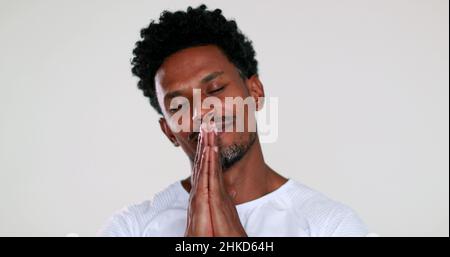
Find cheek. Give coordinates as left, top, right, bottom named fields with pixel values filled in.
left=178, top=139, right=197, bottom=162
left=177, top=132, right=196, bottom=150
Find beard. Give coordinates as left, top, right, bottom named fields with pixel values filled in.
left=218, top=132, right=257, bottom=171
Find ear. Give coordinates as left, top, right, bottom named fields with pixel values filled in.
left=159, top=117, right=180, bottom=147
left=245, top=74, right=265, bottom=111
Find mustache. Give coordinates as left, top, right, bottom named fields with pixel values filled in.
left=188, top=116, right=235, bottom=142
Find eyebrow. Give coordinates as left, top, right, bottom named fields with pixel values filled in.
left=200, top=71, right=224, bottom=84
left=164, top=71, right=224, bottom=100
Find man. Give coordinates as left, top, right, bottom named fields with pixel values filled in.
left=99, top=4, right=368, bottom=237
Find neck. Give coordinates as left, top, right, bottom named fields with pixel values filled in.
left=183, top=135, right=287, bottom=205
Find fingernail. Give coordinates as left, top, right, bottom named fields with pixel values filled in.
left=213, top=146, right=218, bottom=152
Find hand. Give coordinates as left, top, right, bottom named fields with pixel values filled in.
left=185, top=122, right=247, bottom=237
left=184, top=126, right=213, bottom=237
left=207, top=127, right=247, bottom=237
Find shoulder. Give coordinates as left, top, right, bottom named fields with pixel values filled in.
left=97, top=181, right=186, bottom=237
left=282, top=180, right=369, bottom=236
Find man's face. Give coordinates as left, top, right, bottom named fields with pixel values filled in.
left=154, top=45, right=262, bottom=170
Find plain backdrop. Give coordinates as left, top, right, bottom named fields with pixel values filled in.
left=0, top=0, right=448, bottom=236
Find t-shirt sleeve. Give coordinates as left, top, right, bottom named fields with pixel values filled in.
left=97, top=205, right=142, bottom=237
left=97, top=213, right=133, bottom=237
left=97, top=184, right=183, bottom=237
left=325, top=206, right=369, bottom=237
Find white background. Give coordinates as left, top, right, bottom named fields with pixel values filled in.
left=0, top=0, right=448, bottom=236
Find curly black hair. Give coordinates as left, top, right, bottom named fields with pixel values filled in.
left=131, top=4, right=258, bottom=115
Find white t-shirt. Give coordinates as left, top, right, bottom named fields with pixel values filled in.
left=98, top=179, right=369, bottom=237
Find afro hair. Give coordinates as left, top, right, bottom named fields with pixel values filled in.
left=131, top=4, right=258, bottom=114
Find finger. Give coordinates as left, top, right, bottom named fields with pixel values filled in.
left=197, top=146, right=210, bottom=193
left=211, top=129, right=226, bottom=193
left=208, top=132, right=222, bottom=196
left=193, top=125, right=208, bottom=187
left=193, top=124, right=209, bottom=187
left=194, top=131, right=203, bottom=163
left=192, top=138, right=201, bottom=187
left=201, top=123, right=209, bottom=147
left=194, top=143, right=208, bottom=191
left=208, top=122, right=216, bottom=147
left=208, top=124, right=225, bottom=188
left=199, top=126, right=209, bottom=185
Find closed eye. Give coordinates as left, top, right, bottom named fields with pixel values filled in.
left=207, top=84, right=227, bottom=95
left=169, top=102, right=187, bottom=113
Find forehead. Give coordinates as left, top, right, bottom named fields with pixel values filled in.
left=154, top=45, right=234, bottom=97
